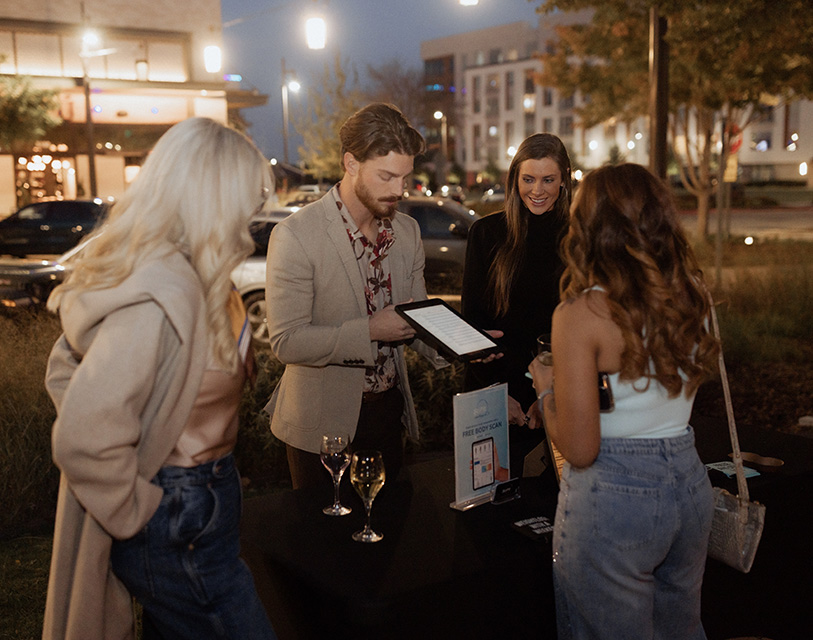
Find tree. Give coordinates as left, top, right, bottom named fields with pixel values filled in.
left=293, top=53, right=366, bottom=182
left=365, top=59, right=426, bottom=132
left=535, top=0, right=813, bottom=238
left=0, top=73, right=62, bottom=155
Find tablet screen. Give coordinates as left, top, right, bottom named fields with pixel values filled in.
left=396, top=299, right=499, bottom=360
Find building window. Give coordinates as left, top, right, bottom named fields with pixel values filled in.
left=525, top=111, right=536, bottom=137
left=524, top=69, right=535, bottom=94
left=473, top=124, right=482, bottom=162
left=751, top=132, right=771, bottom=152
left=486, top=96, right=499, bottom=117
left=505, top=71, right=514, bottom=111
left=505, top=120, right=515, bottom=154
left=473, top=76, right=482, bottom=114
left=15, top=32, right=61, bottom=76
left=543, top=118, right=553, bottom=133
left=559, top=116, right=574, bottom=136
left=543, top=88, right=553, bottom=107
left=489, top=48, right=502, bottom=64
left=559, top=95, right=575, bottom=110
left=424, top=59, right=445, bottom=76
left=0, top=25, right=188, bottom=82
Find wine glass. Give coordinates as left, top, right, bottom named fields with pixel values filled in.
left=350, top=450, right=386, bottom=543
left=536, top=333, right=553, bottom=366
left=320, top=433, right=352, bottom=516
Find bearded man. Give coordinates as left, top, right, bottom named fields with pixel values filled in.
left=264, top=103, right=447, bottom=489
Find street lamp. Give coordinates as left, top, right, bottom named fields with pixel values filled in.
left=305, top=16, right=327, bottom=50
left=281, top=57, right=301, bottom=167
left=434, top=110, right=448, bottom=160
left=79, top=28, right=115, bottom=199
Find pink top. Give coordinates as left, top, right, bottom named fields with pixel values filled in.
left=164, top=289, right=251, bottom=467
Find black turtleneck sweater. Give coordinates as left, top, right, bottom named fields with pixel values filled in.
left=461, top=208, right=566, bottom=409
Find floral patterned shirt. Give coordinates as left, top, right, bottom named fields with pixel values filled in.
left=331, top=186, right=398, bottom=393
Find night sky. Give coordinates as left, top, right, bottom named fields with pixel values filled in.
left=220, top=0, right=541, bottom=162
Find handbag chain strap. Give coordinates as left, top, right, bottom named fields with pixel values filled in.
left=708, top=296, right=750, bottom=503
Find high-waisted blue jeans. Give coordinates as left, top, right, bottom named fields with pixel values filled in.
left=111, top=453, right=276, bottom=640
left=552, top=428, right=714, bottom=640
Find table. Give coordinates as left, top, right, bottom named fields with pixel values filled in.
left=241, top=457, right=561, bottom=639
left=241, top=417, right=813, bottom=640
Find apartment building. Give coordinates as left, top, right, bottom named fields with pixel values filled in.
left=421, top=12, right=812, bottom=188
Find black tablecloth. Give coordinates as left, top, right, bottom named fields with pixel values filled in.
left=241, top=417, right=813, bottom=640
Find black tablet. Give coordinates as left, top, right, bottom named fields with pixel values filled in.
left=395, top=298, right=501, bottom=362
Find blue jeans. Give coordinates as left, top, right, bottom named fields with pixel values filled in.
left=552, top=428, right=713, bottom=640
left=111, top=453, right=276, bottom=640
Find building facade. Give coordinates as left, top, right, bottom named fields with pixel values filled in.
left=0, top=0, right=264, bottom=215
left=421, top=12, right=813, bottom=189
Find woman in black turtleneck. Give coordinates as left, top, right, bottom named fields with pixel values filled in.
left=461, top=133, right=572, bottom=477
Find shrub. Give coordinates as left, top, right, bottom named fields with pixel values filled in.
left=714, top=266, right=813, bottom=367
left=0, top=309, right=62, bottom=539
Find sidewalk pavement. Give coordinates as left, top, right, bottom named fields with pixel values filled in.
left=679, top=206, right=813, bottom=241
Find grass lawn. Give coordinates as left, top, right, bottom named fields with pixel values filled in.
left=0, top=536, right=51, bottom=640
left=1, top=236, right=810, bottom=637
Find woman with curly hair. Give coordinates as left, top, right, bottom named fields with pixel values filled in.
left=44, top=117, right=277, bottom=639
left=462, top=133, right=571, bottom=475
left=529, top=163, right=719, bottom=639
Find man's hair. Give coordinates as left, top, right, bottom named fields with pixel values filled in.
left=339, top=103, right=425, bottom=170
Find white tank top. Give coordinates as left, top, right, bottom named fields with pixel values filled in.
left=600, top=371, right=694, bottom=439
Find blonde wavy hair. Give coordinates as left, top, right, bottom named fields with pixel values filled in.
left=560, top=163, right=719, bottom=397
left=48, top=117, right=273, bottom=371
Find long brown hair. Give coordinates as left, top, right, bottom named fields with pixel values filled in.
left=560, top=163, right=719, bottom=396
left=490, top=133, right=571, bottom=317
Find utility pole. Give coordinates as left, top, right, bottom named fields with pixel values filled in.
left=648, top=6, right=669, bottom=180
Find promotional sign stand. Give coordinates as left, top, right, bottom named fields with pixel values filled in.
left=450, top=384, right=513, bottom=511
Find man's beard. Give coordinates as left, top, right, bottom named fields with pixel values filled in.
left=355, top=179, right=399, bottom=220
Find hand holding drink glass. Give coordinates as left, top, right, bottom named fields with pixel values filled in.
left=536, top=333, right=553, bottom=366
left=350, top=450, right=386, bottom=543
left=530, top=333, right=555, bottom=407
left=320, top=433, right=352, bottom=516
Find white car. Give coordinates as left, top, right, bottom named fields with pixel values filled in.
left=232, top=207, right=296, bottom=344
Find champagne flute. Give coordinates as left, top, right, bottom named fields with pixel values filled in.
left=320, top=433, right=352, bottom=516
left=350, top=450, right=386, bottom=543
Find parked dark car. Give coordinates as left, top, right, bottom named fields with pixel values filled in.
left=230, top=197, right=475, bottom=344
left=0, top=199, right=107, bottom=257
left=0, top=239, right=89, bottom=308
left=397, top=196, right=474, bottom=276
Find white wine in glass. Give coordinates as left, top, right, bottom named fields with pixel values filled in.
left=320, top=434, right=351, bottom=516
left=350, top=450, right=386, bottom=543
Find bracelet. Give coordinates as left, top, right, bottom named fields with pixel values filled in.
left=537, top=387, right=554, bottom=409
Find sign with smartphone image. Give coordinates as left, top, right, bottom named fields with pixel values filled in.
left=472, top=437, right=495, bottom=490
left=451, top=384, right=510, bottom=510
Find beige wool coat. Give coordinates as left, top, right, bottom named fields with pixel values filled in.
left=42, top=247, right=208, bottom=640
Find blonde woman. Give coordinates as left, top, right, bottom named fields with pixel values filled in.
left=529, top=163, right=719, bottom=639
left=44, top=117, right=277, bottom=639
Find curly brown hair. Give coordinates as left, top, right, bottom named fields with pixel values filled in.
left=560, top=163, right=719, bottom=397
